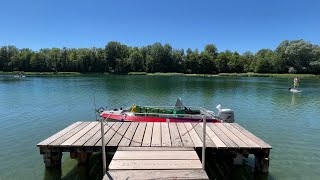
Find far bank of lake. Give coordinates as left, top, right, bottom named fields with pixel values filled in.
left=1, top=71, right=320, bottom=78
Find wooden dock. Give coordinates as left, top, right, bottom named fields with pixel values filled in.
left=37, top=121, right=272, bottom=178
left=104, top=147, right=209, bottom=179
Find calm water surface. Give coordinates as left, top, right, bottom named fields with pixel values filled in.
left=0, top=75, right=319, bottom=180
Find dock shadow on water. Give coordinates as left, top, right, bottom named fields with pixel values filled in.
left=43, top=152, right=114, bottom=180
left=44, top=150, right=275, bottom=180
left=196, top=150, right=275, bottom=180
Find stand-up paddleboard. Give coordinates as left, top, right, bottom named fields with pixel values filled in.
left=289, top=88, right=302, bottom=93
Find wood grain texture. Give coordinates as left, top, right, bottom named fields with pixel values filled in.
left=151, top=122, right=161, bottom=146
left=60, top=122, right=98, bottom=147
left=215, top=123, right=249, bottom=148
left=161, top=123, right=171, bottom=146
left=95, top=122, right=123, bottom=146
left=184, top=123, right=202, bottom=147
left=224, top=123, right=260, bottom=148
left=130, top=122, right=147, bottom=146
left=72, top=122, right=101, bottom=146
left=199, top=123, right=227, bottom=148
left=109, top=160, right=202, bottom=170
left=113, top=151, right=199, bottom=160
left=37, top=122, right=82, bottom=146
left=169, top=123, right=183, bottom=147
left=104, top=170, right=209, bottom=180
left=141, top=122, right=153, bottom=146
left=191, top=123, right=216, bottom=147
left=118, top=122, right=139, bottom=146
left=49, top=122, right=91, bottom=146
left=107, top=122, right=131, bottom=146
left=117, top=147, right=194, bottom=151
left=176, top=123, right=194, bottom=147
left=83, top=122, right=114, bottom=146
left=207, top=123, right=238, bottom=148
left=231, top=123, right=272, bottom=149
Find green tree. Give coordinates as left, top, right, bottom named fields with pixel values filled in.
left=254, top=49, right=273, bottom=73
left=228, top=52, right=243, bottom=73
left=128, top=49, right=144, bottom=72
left=242, top=51, right=255, bottom=72
left=30, top=52, right=47, bottom=71
left=105, top=41, right=129, bottom=72
left=185, top=48, right=200, bottom=73
left=215, top=50, right=232, bottom=73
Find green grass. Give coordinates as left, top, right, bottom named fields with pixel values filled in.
left=127, top=72, right=147, bottom=75
left=2, top=71, right=319, bottom=78
left=0, top=71, right=81, bottom=75
left=130, top=72, right=319, bottom=78
left=148, top=72, right=184, bottom=76
left=218, top=72, right=319, bottom=78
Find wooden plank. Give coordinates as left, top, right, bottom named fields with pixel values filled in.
left=60, top=122, right=98, bottom=147
left=109, top=160, right=202, bottom=170
left=131, top=122, right=147, bottom=146
left=215, top=123, right=249, bottom=148
left=83, top=122, right=114, bottom=146
left=169, top=123, right=183, bottom=147
left=104, top=170, right=209, bottom=180
left=161, top=123, right=171, bottom=146
left=184, top=123, right=202, bottom=147
left=107, top=122, right=131, bottom=146
left=231, top=123, right=272, bottom=149
left=191, top=123, right=216, bottom=147
left=199, top=123, right=227, bottom=149
left=141, top=122, right=153, bottom=147
left=151, top=122, right=161, bottom=146
left=224, top=123, right=260, bottom=148
left=96, top=122, right=123, bottom=146
left=113, top=151, right=199, bottom=160
left=207, top=123, right=238, bottom=148
left=117, top=147, right=194, bottom=151
left=49, top=122, right=91, bottom=146
left=73, top=122, right=101, bottom=146
left=118, top=122, right=139, bottom=146
left=176, top=123, right=194, bottom=147
left=37, top=122, right=83, bottom=146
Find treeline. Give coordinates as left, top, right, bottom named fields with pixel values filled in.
left=0, top=39, right=320, bottom=74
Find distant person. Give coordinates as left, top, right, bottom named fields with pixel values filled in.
left=293, top=77, right=299, bottom=89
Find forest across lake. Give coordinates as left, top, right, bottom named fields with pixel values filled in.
left=1, top=39, right=320, bottom=75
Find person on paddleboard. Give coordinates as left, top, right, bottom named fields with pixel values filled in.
left=293, top=77, right=299, bottom=89
left=288, top=77, right=299, bottom=91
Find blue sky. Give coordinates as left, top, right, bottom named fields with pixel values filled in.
left=1, top=0, right=319, bottom=53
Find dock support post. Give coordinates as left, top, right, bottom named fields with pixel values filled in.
left=42, top=151, right=62, bottom=168
left=101, top=118, right=107, bottom=175
left=254, top=149, right=270, bottom=174
left=202, top=115, right=206, bottom=170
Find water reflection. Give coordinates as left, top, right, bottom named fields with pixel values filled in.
left=291, top=93, right=297, bottom=105
left=43, top=167, right=61, bottom=180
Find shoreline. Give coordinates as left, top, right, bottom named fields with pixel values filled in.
left=1, top=71, right=319, bottom=78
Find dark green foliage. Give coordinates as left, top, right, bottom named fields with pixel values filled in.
left=0, top=39, right=319, bottom=74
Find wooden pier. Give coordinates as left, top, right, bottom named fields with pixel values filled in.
left=104, top=147, right=209, bottom=179
left=37, top=121, right=272, bottom=179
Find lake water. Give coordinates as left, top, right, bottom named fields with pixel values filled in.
left=0, top=74, right=320, bottom=180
